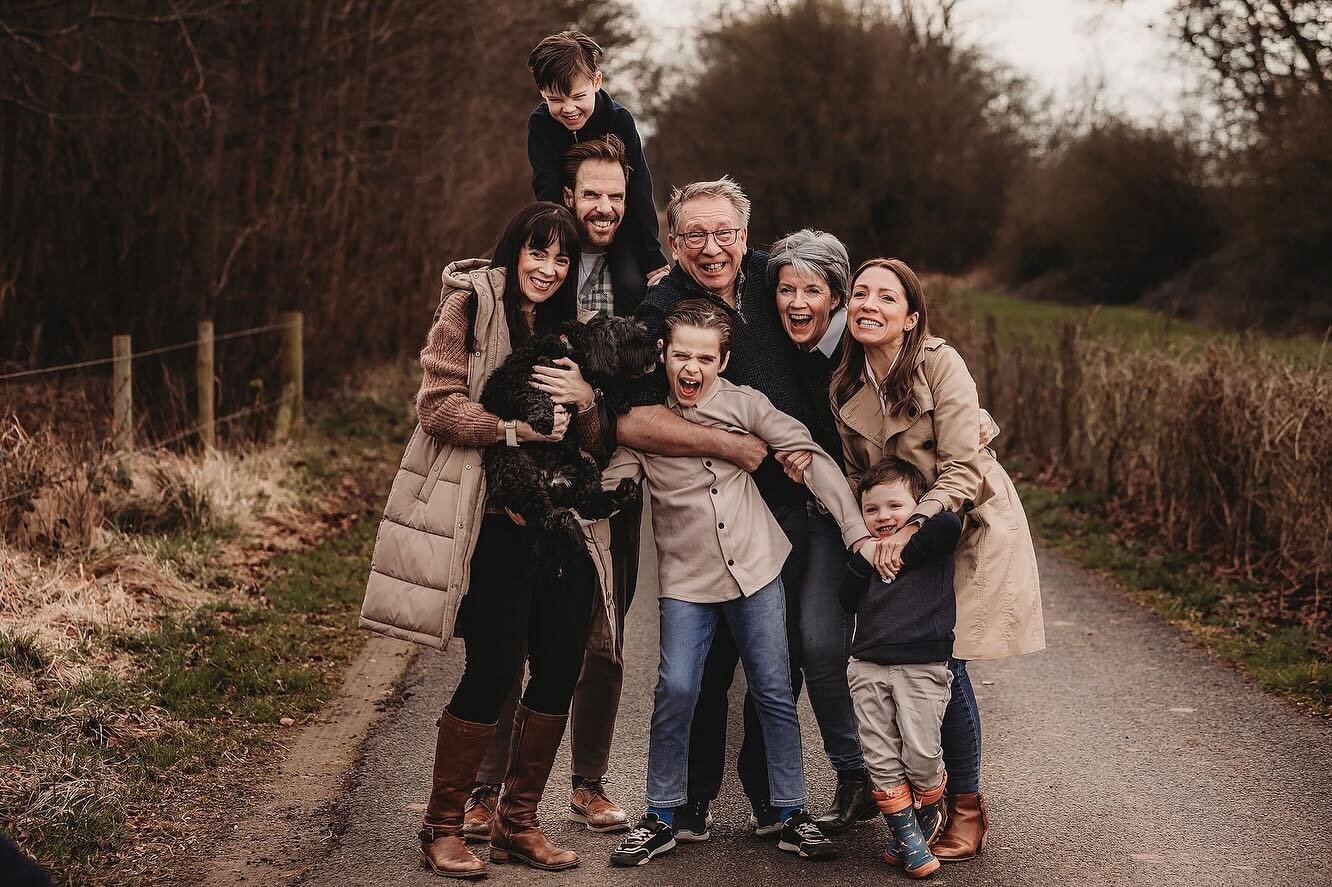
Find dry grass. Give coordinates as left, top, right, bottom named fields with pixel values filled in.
left=933, top=281, right=1332, bottom=632
left=0, top=364, right=415, bottom=883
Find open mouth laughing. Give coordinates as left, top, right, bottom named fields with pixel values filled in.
left=786, top=311, right=814, bottom=334
left=675, top=376, right=702, bottom=399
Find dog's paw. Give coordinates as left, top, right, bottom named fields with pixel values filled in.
left=546, top=507, right=580, bottom=534
left=614, top=477, right=641, bottom=504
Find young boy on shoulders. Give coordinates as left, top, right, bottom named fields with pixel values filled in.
left=840, top=457, right=963, bottom=879
left=602, top=300, right=876, bottom=867
left=527, top=30, right=669, bottom=291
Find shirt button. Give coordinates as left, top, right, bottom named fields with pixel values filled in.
left=718, top=522, right=725, bottom=529
left=464, top=464, right=471, bottom=470
left=727, top=559, right=735, bottom=566
left=711, top=488, right=718, bottom=495
left=705, top=460, right=712, bottom=467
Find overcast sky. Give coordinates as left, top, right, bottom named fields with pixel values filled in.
left=630, top=0, right=1199, bottom=122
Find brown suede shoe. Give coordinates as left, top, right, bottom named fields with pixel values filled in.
left=419, top=711, right=496, bottom=879
left=462, top=783, right=498, bottom=843
left=933, top=792, right=989, bottom=862
left=568, top=777, right=630, bottom=832
left=489, top=705, right=579, bottom=871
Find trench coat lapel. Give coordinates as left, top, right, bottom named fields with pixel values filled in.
left=839, top=383, right=885, bottom=448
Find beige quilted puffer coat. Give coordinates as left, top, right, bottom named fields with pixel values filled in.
left=359, top=260, right=617, bottom=659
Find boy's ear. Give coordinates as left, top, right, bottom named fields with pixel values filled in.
left=593, top=71, right=604, bottom=90
left=657, top=338, right=665, bottom=361
left=562, top=186, right=575, bottom=210
left=718, top=350, right=731, bottom=373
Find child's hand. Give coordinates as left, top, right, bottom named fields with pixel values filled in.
left=880, top=522, right=921, bottom=573
left=774, top=449, right=814, bottom=483
left=855, top=539, right=896, bottom=582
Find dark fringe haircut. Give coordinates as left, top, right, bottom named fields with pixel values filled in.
left=857, top=455, right=928, bottom=503
left=529, top=30, right=603, bottom=93
left=489, top=202, right=581, bottom=350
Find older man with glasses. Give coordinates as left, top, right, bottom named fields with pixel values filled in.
left=615, top=177, right=845, bottom=851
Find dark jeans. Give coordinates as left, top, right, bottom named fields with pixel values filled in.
left=940, top=657, right=982, bottom=795
left=475, top=499, right=642, bottom=783
left=686, top=501, right=810, bottom=804
left=447, top=514, right=598, bottom=724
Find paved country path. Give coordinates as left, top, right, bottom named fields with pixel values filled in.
left=297, top=510, right=1332, bottom=887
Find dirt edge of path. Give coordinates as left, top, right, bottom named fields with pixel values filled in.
left=196, top=634, right=419, bottom=886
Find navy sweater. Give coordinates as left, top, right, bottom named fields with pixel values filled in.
left=527, top=89, right=668, bottom=276
left=840, top=512, right=962, bottom=665
left=628, top=250, right=815, bottom=508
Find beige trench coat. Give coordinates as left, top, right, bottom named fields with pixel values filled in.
left=359, top=260, right=618, bottom=660
left=835, top=336, right=1045, bottom=660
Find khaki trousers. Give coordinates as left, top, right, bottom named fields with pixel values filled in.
left=847, top=658, right=952, bottom=791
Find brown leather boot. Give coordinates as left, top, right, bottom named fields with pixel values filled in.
left=419, top=710, right=496, bottom=879
left=462, top=783, right=499, bottom=843
left=932, top=792, right=989, bottom=862
left=489, top=705, right=579, bottom=871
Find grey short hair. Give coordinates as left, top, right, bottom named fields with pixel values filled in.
left=665, top=176, right=751, bottom=233
left=767, top=228, right=851, bottom=307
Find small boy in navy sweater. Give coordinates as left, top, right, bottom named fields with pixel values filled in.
left=527, top=31, right=669, bottom=298
left=840, top=457, right=962, bottom=879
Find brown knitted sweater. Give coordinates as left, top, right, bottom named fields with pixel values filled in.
left=416, top=287, right=602, bottom=453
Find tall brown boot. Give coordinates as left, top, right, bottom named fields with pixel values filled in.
left=489, top=704, right=579, bottom=871
left=419, top=710, right=496, bottom=879
left=932, top=792, right=989, bottom=862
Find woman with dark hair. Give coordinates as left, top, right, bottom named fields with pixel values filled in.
left=361, top=202, right=614, bottom=878
left=830, top=257, right=1045, bottom=863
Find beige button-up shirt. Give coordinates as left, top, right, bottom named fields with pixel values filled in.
left=603, top=378, right=870, bottom=604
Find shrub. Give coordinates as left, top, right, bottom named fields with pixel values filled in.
left=994, top=120, right=1220, bottom=303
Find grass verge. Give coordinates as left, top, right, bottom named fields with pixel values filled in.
left=1020, top=482, right=1332, bottom=714
left=0, top=365, right=413, bottom=885
left=938, top=285, right=1329, bottom=367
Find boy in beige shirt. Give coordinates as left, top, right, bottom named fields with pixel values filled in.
left=605, top=300, right=877, bottom=867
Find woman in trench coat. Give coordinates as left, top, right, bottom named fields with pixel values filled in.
left=830, top=257, right=1045, bottom=861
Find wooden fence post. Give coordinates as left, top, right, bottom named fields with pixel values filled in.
left=112, top=334, right=132, bottom=454
left=197, top=320, right=215, bottom=452
left=277, top=311, right=304, bottom=442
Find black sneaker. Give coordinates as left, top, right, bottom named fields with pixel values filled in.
left=777, top=810, right=837, bottom=859
left=673, top=799, right=712, bottom=843
left=748, top=798, right=783, bottom=836
left=609, top=813, right=677, bottom=867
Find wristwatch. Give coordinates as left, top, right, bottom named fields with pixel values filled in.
left=504, top=420, right=518, bottom=447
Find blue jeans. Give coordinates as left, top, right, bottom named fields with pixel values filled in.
left=647, top=578, right=806, bottom=809
left=940, top=658, right=982, bottom=795
left=800, top=506, right=865, bottom=772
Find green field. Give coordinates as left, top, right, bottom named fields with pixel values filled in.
left=935, top=286, right=1330, bottom=367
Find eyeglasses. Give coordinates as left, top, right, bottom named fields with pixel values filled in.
left=672, top=228, right=742, bottom=249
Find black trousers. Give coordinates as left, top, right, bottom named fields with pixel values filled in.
left=447, top=514, right=598, bottom=724
left=685, top=502, right=811, bottom=803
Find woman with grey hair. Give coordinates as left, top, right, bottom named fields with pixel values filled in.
left=766, top=228, right=880, bottom=833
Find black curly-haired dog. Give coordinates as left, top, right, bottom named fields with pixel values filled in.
left=480, top=314, right=657, bottom=549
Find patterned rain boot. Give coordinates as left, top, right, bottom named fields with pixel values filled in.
left=873, top=784, right=940, bottom=879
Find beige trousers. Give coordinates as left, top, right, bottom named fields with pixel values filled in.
left=847, top=658, right=952, bottom=791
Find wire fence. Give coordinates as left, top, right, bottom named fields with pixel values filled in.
left=0, top=315, right=304, bottom=508
left=0, top=320, right=297, bottom=383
